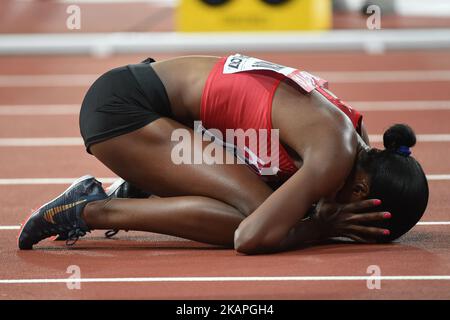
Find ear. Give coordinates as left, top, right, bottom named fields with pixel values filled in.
left=351, top=174, right=370, bottom=201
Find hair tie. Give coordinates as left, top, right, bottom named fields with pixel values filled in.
left=396, top=145, right=411, bottom=156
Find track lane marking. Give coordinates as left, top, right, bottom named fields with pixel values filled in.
left=0, top=105, right=79, bottom=115
left=352, top=100, right=450, bottom=111
left=0, top=137, right=83, bottom=146
left=0, top=178, right=118, bottom=185
left=0, top=75, right=97, bottom=87
left=1, top=101, right=450, bottom=115
left=2, top=70, right=450, bottom=87
left=2, top=134, right=450, bottom=147
left=417, top=221, right=450, bottom=225
left=1, top=275, right=450, bottom=284
left=318, top=70, right=450, bottom=82
left=369, top=134, right=450, bottom=142
left=427, top=175, right=450, bottom=180
left=0, top=175, right=449, bottom=185
left=2, top=221, right=450, bottom=230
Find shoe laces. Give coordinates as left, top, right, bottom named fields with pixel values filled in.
left=104, top=229, right=130, bottom=238
left=105, top=229, right=119, bottom=238
left=66, top=228, right=87, bottom=246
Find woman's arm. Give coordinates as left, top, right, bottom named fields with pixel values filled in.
left=271, top=217, right=324, bottom=251
left=273, top=199, right=389, bottom=252
left=234, top=132, right=357, bottom=254
left=236, top=198, right=390, bottom=254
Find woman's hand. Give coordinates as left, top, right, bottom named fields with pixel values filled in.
left=311, top=198, right=391, bottom=243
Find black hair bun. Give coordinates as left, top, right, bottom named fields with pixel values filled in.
left=383, top=124, right=417, bottom=150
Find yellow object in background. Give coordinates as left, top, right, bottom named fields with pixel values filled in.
left=177, top=0, right=331, bottom=32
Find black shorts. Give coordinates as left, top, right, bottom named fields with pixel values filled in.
left=79, top=58, right=172, bottom=154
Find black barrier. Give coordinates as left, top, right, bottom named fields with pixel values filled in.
left=201, top=0, right=230, bottom=6
left=262, top=0, right=291, bottom=5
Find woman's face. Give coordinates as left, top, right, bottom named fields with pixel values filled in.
left=335, top=166, right=371, bottom=204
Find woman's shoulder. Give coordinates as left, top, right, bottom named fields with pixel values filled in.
left=273, top=86, right=358, bottom=157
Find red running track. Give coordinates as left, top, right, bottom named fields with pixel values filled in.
left=0, top=50, right=450, bottom=299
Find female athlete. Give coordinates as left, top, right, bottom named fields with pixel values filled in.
left=18, top=54, right=429, bottom=254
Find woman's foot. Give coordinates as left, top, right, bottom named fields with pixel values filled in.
left=18, top=175, right=107, bottom=250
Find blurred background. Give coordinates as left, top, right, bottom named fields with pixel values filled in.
left=1, top=0, right=450, bottom=54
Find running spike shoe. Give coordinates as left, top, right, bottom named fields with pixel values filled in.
left=18, top=175, right=107, bottom=250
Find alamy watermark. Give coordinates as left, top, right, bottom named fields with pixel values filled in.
left=66, top=5, right=81, bottom=30
left=170, top=121, right=280, bottom=176
left=366, top=5, right=381, bottom=30
left=66, top=265, right=81, bottom=290
left=366, top=264, right=382, bottom=289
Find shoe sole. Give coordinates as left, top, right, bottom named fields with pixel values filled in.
left=17, top=175, right=95, bottom=250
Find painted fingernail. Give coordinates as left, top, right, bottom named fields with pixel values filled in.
left=383, top=212, right=392, bottom=219
left=383, top=229, right=390, bottom=236
left=373, top=199, right=382, bottom=206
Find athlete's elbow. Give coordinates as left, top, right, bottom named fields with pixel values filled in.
left=234, top=229, right=258, bottom=254
left=234, top=228, right=280, bottom=255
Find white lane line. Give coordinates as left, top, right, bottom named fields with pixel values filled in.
left=2, top=70, right=450, bottom=87
left=316, top=70, right=450, bottom=83
left=417, top=221, right=450, bottom=225
left=1, top=275, right=450, bottom=284
left=0, top=175, right=449, bottom=186
left=0, top=226, right=20, bottom=230
left=0, top=137, right=83, bottom=146
left=0, top=178, right=118, bottom=185
left=352, top=100, right=450, bottom=111
left=0, top=222, right=448, bottom=230
left=0, top=74, right=97, bottom=87
left=369, top=134, right=450, bottom=143
left=1, top=101, right=449, bottom=115
left=2, top=134, right=450, bottom=147
left=0, top=105, right=79, bottom=115
left=427, top=175, right=450, bottom=180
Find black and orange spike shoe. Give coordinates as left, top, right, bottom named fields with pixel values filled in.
left=18, top=175, right=107, bottom=250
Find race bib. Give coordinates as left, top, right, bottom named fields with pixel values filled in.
left=223, top=54, right=328, bottom=93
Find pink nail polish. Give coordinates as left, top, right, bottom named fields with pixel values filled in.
left=373, top=199, right=382, bottom=206
left=383, top=212, right=391, bottom=219
left=383, top=230, right=390, bottom=236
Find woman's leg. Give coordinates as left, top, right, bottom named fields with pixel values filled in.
left=84, top=196, right=245, bottom=246
left=86, top=117, right=274, bottom=246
